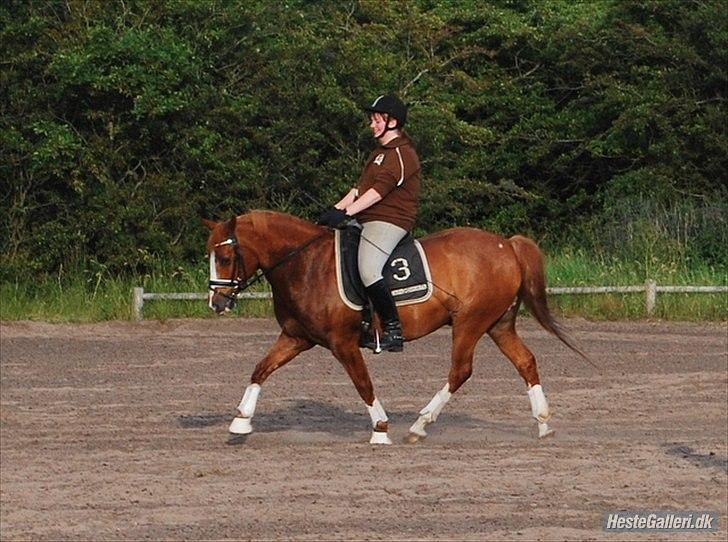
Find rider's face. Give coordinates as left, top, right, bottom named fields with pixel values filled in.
left=368, top=112, right=396, bottom=139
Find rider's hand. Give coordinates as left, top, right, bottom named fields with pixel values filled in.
left=317, top=207, right=349, bottom=228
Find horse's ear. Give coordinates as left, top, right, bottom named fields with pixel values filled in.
left=225, top=215, right=237, bottom=234
left=202, top=218, right=217, bottom=231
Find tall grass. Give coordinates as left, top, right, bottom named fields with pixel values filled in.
left=570, top=195, right=726, bottom=271
left=0, top=261, right=273, bottom=322
left=547, top=251, right=726, bottom=320
left=538, top=194, right=727, bottom=320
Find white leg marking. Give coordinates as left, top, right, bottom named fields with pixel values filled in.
left=366, top=397, right=388, bottom=426
left=236, top=383, right=261, bottom=418
left=366, top=398, right=392, bottom=445
left=409, top=417, right=428, bottom=437
left=537, top=422, right=554, bottom=438
left=409, top=383, right=452, bottom=436
left=229, top=416, right=253, bottom=434
left=528, top=384, right=554, bottom=438
left=229, top=384, right=261, bottom=434
left=527, top=384, right=550, bottom=422
left=419, top=383, right=452, bottom=421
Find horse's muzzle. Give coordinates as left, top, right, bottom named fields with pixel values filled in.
left=209, top=290, right=237, bottom=314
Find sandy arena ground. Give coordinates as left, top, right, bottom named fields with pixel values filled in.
left=1, top=317, right=726, bottom=540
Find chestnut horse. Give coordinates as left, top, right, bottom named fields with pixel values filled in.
left=204, top=210, right=583, bottom=444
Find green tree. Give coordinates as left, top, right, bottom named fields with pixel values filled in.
left=1, top=0, right=725, bottom=278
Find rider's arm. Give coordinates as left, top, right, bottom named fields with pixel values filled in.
left=344, top=188, right=382, bottom=215
left=334, top=188, right=358, bottom=210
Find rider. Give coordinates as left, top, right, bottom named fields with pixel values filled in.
left=318, top=94, right=421, bottom=352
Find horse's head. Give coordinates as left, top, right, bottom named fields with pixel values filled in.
left=203, top=216, right=254, bottom=314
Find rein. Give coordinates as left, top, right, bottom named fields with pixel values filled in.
left=209, top=230, right=329, bottom=300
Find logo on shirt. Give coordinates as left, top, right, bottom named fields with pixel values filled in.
left=374, top=153, right=385, bottom=166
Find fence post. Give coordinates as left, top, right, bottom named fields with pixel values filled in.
left=645, top=280, right=657, bottom=316
left=132, top=287, right=144, bottom=321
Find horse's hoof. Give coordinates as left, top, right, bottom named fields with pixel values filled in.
left=226, top=433, right=250, bottom=446
left=404, top=432, right=424, bottom=444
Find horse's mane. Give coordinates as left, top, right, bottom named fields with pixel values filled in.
left=244, top=209, right=323, bottom=241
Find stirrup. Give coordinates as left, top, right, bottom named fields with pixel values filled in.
left=378, top=329, right=404, bottom=353
left=359, top=303, right=374, bottom=348
left=368, top=324, right=403, bottom=354
left=359, top=319, right=373, bottom=348
left=360, top=328, right=378, bottom=350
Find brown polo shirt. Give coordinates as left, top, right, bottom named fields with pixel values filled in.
left=355, top=133, right=421, bottom=231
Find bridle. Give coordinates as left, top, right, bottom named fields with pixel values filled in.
left=208, top=228, right=328, bottom=308
left=208, top=235, right=248, bottom=307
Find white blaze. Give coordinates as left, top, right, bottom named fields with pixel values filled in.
left=208, top=252, right=217, bottom=309
left=209, top=252, right=218, bottom=280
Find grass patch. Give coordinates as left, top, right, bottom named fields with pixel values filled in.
left=0, top=263, right=273, bottom=322
left=0, top=254, right=725, bottom=322
left=550, top=291, right=726, bottom=321
left=546, top=251, right=727, bottom=320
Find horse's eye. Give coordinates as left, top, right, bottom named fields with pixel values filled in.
left=218, top=257, right=231, bottom=266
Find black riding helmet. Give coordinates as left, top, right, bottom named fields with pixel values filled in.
left=363, top=94, right=407, bottom=131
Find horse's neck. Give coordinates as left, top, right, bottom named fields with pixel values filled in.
left=244, top=211, right=320, bottom=269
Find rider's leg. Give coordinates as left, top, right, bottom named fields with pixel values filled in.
left=364, top=279, right=403, bottom=352
left=358, top=221, right=408, bottom=352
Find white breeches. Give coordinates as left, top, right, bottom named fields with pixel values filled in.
left=358, top=221, right=408, bottom=287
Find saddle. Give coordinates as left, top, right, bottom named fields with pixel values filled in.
left=334, top=224, right=433, bottom=311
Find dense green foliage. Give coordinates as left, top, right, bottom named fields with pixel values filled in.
left=2, top=0, right=726, bottom=282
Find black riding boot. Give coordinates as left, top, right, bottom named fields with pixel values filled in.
left=362, top=279, right=404, bottom=353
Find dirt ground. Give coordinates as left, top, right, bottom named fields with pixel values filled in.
left=1, top=317, right=726, bottom=541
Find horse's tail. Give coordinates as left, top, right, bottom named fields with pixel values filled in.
left=508, top=235, right=589, bottom=360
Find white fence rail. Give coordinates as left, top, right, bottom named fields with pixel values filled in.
left=131, top=281, right=727, bottom=320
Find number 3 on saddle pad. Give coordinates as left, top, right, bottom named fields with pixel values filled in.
left=334, top=226, right=433, bottom=311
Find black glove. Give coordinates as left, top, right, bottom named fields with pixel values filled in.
left=317, top=207, right=349, bottom=228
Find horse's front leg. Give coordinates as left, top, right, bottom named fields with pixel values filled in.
left=229, top=332, right=313, bottom=436
left=330, top=341, right=392, bottom=445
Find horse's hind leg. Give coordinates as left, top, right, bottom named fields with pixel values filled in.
left=229, top=332, right=313, bottom=436
left=407, top=320, right=484, bottom=443
left=330, top=342, right=392, bottom=445
left=488, top=306, right=554, bottom=438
